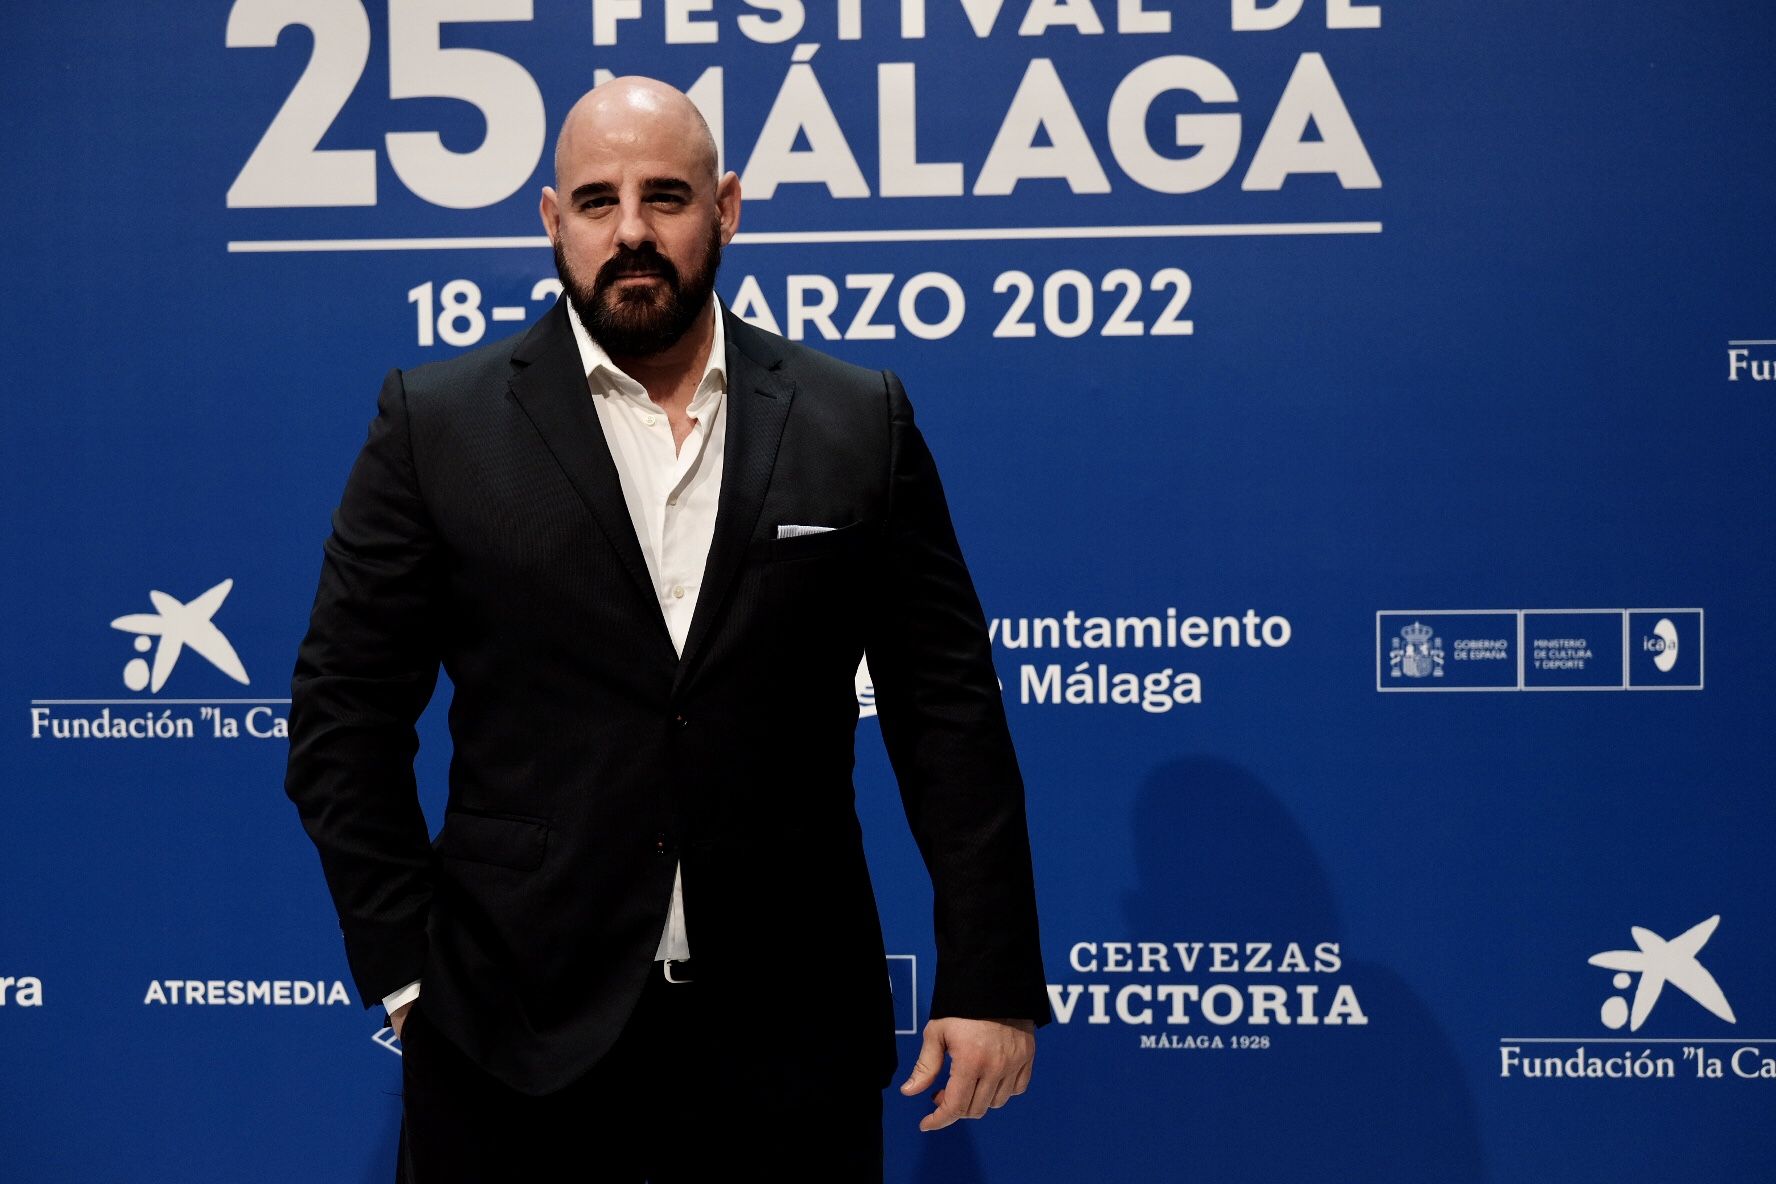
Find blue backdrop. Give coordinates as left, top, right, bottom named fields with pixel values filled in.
left=6, top=2, right=1775, bottom=1180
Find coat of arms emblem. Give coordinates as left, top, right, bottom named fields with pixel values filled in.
left=1389, top=620, right=1444, bottom=678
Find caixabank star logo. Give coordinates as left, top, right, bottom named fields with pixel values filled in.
left=108, top=578, right=250, bottom=693
left=1587, top=916, right=1735, bottom=1034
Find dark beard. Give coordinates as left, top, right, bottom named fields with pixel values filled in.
left=555, top=220, right=722, bottom=357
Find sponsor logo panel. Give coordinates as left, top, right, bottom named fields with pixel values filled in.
left=1048, top=939, right=1364, bottom=1053
left=1498, top=913, right=1776, bottom=1083
left=1627, top=611, right=1703, bottom=689
left=28, top=577, right=290, bottom=743
left=1523, top=611, right=1623, bottom=690
left=1378, top=609, right=1702, bottom=693
left=1380, top=612, right=1516, bottom=690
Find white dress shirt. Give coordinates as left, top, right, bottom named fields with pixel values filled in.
left=382, top=293, right=726, bottom=1019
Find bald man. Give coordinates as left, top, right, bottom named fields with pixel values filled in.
left=286, top=77, right=1050, bottom=1182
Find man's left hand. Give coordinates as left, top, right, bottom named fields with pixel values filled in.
left=898, top=1016, right=1036, bottom=1131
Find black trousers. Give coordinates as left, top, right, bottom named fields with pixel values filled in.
left=396, top=962, right=885, bottom=1183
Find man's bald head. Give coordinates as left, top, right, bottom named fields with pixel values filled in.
left=552, top=76, right=719, bottom=192
left=539, top=75, right=740, bottom=362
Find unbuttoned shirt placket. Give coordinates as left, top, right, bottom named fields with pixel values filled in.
left=584, top=333, right=726, bottom=966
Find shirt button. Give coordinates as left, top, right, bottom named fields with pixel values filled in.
left=642, top=412, right=657, bottom=426
left=672, top=585, right=685, bottom=599
left=667, top=494, right=678, bottom=506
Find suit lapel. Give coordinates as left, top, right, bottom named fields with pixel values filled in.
left=673, top=301, right=795, bottom=694
left=506, top=296, right=795, bottom=689
left=507, top=298, right=674, bottom=652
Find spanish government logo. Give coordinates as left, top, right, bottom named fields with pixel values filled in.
left=1388, top=620, right=1443, bottom=679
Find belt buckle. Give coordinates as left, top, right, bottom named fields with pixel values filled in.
left=663, top=958, right=694, bottom=984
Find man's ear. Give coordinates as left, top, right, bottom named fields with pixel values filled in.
left=539, top=186, right=559, bottom=241
left=716, top=172, right=741, bottom=245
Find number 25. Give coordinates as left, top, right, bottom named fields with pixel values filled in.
left=226, top=0, right=545, bottom=210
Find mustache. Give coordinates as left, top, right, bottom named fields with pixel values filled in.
left=597, top=248, right=678, bottom=289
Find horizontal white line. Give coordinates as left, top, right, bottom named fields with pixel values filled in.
left=1728, top=339, right=1776, bottom=345
left=29, top=698, right=292, bottom=705
left=735, top=221, right=1383, bottom=244
left=1500, top=1038, right=1776, bottom=1044
left=1377, top=686, right=1520, bottom=693
left=230, top=236, right=548, bottom=253
left=1377, top=609, right=1518, bottom=616
left=1379, top=607, right=1701, bottom=615
left=226, top=222, right=1384, bottom=253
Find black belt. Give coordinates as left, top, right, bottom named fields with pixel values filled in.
left=662, top=958, right=695, bottom=983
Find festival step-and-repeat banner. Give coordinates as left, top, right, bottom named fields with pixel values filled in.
left=5, top=3, right=1774, bottom=1180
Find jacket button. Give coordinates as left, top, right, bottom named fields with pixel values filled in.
left=673, top=713, right=688, bottom=728
left=655, top=833, right=668, bottom=855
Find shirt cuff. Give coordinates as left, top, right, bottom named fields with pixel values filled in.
left=382, top=979, right=421, bottom=1017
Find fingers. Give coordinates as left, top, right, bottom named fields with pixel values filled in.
left=989, top=1073, right=1016, bottom=1110
left=919, top=1072, right=980, bottom=1132
left=962, top=1073, right=990, bottom=1119
left=989, top=1053, right=1034, bottom=1107
left=909, top=1018, right=1038, bottom=1132
left=898, top=1024, right=947, bottom=1095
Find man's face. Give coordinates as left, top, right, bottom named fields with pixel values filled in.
left=541, top=104, right=737, bottom=359
left=553, top=212, right=722, bottom=358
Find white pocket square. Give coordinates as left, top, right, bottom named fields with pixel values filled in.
left=776, top=524, right=836, bottom=539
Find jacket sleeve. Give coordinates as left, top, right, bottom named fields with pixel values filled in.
left=284, top=367, right=443, bottom=1010
left=862, top=369, right=1052, bottom=1028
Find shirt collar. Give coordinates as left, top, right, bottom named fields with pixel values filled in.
left=563, top=291, right=727, bottom=415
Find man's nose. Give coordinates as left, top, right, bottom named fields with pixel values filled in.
left=614, top=198, right=655, bottom=251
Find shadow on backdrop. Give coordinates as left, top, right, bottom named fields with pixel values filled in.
left=1100, top=755, right=1486, bottom=1183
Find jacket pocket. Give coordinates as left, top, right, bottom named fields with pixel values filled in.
left=755, top=520, right=870, bottom=562
left=434, top=809, right=549, bottom=871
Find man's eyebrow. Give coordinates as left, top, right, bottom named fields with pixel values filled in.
left=568, top=177, right=695, bottom=203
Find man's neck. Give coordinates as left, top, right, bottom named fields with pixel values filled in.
left=609, top=301, right=717, bottom=409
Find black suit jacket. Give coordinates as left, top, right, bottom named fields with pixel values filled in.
left=285, top=295, right=1050, bottom=1096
